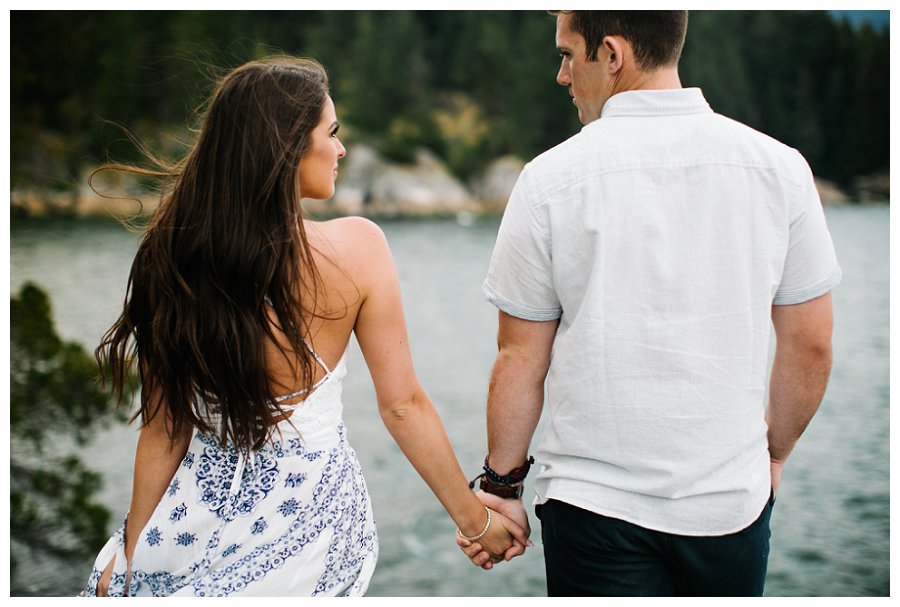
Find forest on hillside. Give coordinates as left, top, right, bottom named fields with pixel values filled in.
left=11, top=10, right=890, bottom=194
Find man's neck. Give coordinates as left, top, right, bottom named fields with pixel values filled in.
left=612, top=66, right=682, bottom=97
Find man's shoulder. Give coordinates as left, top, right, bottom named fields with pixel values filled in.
left=710, top=112, right=807, bottom=163
left=533, top=128, right=587, bottom=164
left=520, top=129, right=589, bottom=184
left=518, top=108, right=811, bottom=199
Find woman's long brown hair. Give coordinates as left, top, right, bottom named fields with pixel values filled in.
left=96, top=56, right=331, bottom=453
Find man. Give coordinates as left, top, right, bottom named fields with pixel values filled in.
left=459, top=11, right=841, bottom=596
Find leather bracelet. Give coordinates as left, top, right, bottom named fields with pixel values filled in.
left=468, top=455, right=534, bottom=499
left=479, top=475, right=524, bottom=499
left=482, top=455, right=534, bottom=485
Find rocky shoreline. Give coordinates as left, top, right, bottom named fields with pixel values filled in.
left=10, top=143, right=889, bottom=220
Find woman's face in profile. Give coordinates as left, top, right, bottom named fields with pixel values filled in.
left=297, top=95, right=346, bottom=200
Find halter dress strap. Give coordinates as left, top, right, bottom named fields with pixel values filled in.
left=271, top=339, right=333, bottom=405
left=262, top=294, right=334, bottom=405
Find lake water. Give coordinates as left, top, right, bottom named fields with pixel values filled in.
left=9, top=204, right=890, bottom=597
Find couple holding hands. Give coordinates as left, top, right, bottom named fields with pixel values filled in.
left=83, top=11, right=839, bottom=597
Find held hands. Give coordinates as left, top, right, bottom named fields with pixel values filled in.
left=457, top=492, right=532, bottom=570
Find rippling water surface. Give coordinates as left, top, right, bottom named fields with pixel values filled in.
left=9, top=205, right=889, bottom=596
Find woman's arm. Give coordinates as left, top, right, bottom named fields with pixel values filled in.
left=124, top=394, right=194, bottom=561
left=97, top=389, right=192, bottom=595
left=348, top=219, right=528, bottom=560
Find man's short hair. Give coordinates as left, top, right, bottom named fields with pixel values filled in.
left=555, top=11, right=689, bottom=69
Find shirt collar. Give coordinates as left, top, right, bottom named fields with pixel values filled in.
left=599, top=87, right=712, bottom=119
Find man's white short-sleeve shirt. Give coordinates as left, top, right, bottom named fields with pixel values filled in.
left=483, top=88, right=841, bottom=536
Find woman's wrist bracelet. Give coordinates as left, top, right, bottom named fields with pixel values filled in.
left=456, top=506, right=492, bottom=542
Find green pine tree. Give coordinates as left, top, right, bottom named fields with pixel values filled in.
left=10, top=282, right=131, bottom=595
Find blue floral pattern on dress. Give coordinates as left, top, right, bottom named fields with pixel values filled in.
left=250, top=517, right=268, bottom=535
left=278, top=498, right=300, bottom=517
left=129, top=570, right=189, bottom=596
left=81, top=351, right=378, bottom=597
left=222, top=543, right=240, bottom=558
left=197, top=438, right=376, bottom=597
left=170, top=503, right=188, bottom=523
left=146, top=526, right=162, bottom=546
left=285, top=472, right=306, bottom=487
left=194, top=434, right=281, bottom=521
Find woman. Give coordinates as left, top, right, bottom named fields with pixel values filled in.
left=81, top=56, right=526, bottom=597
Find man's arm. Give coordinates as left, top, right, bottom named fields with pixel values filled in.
left=487, top=311, right=558, bottom=473
left=766, top=292, right=834, bottom=494
left=459, top=310, right=558, bottom=568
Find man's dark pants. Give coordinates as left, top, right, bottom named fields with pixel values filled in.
left=536, top=494, right=775, bottom=596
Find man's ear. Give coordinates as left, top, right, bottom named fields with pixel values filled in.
left=601, top=35, right=626, bottom=73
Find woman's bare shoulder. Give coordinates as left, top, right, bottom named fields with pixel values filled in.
left=306, top=216, right=392, bottom=279
left=310, top=216, right=387, bottom=253
left=313, top=215, right=384, bottom=240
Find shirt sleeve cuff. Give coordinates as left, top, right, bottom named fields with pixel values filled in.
left=773, top=265, right=843, bottom=306
left=482, top=280, right=562, bottom=321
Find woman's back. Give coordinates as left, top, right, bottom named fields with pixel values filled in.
left=263, top=218, right=363, bottom=408
left=265, top=216, right=420, bottom=421
left=264, top=217, right=389, bottom=408
left=83, top=56, right=524, bottom=597
left=84, top=218, right=391, bottom=597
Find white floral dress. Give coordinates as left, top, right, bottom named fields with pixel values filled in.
left=81, top=348, right=378, bottom=596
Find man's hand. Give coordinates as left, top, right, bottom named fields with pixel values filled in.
left=457, top=492, right=532, bottom=569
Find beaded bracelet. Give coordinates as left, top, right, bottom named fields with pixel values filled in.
left=456, top=506, right=492, bottom=542
left=482, top=455, right=534, bottom=485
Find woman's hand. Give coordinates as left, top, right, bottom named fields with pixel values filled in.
left=457, top=507, right=530, bottom=569
left=96, top=557, right=115, bottom=596
left=457, top=493, right=532, bottom=569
